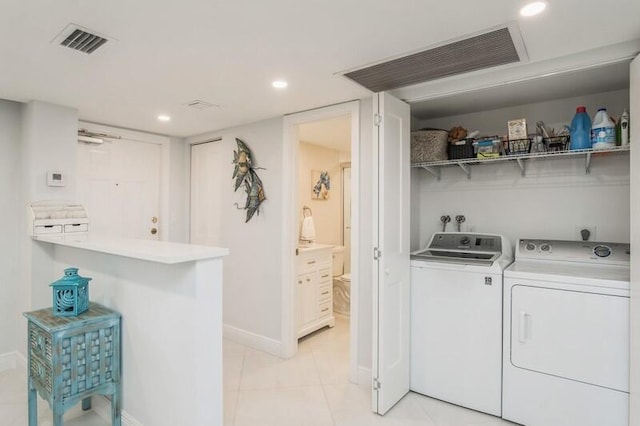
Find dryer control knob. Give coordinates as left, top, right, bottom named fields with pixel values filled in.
left=460, top=236, right=471, bottom=246
left=525, top=243, right=536, bottom=251
left=540, top=243, right=551, bottom=252
left=593, top=245, right=612, bottom=258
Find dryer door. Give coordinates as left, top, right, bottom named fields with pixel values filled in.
left=510, top=284, right=629, bottom=392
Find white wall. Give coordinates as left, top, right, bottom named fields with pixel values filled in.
left=0, top=100, right=23, bottom=357
left=186, top=118, right=284, bottom=344
left=298, top=142, right=343, bottom=246
left=414, top=157, right=630, bottom=249
left=22, top=101, right=79, bottom=202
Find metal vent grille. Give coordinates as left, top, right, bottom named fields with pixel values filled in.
left=60, top=28, right=108, bottom=54
left=344, top=27, right=521, bottom=92
left=186, top=100, right=217, bottom=109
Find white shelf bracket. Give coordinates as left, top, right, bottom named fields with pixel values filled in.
left=585, top=152, right=592, bottom=174
left=516, top=158, right=526, bottom=177
left=422, top=166, right=441, bottom=180
left=457, top=163, right=471, bottom=179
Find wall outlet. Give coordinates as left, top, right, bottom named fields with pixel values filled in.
left=575, top=225, right=596, bottom=241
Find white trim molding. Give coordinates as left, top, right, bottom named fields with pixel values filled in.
left=223, top=324, right=282, bottom=358
left=281, top=100, right=361, bottom=374
left=93, top=395, right=143, bottom=426
left=0, top=351, right=27, bottom=373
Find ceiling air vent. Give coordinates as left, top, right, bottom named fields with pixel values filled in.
left=54, top=24, right=110, bottom=54
left=343, top=26, right=526, bottom=92
left=186, top=100, right=218, bottom=109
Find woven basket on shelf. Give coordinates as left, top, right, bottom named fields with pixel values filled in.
left=411, top=130, right=448, bottom=163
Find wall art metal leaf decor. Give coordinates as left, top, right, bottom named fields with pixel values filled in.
left=232, top=138, right=266, bottom=222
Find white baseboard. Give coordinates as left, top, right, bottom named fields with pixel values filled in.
left=223, top=324, right=282, bottom=357
left=93, top=395, right=143, bottom=426
left=358, top=366, right=372, bottom=387
left=0, top=351, right=27, bottom=372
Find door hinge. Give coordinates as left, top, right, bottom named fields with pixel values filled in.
left=374, top=113, right=382, bottom=127
left=373, top=378, right=382, bottom=390
left=373, top=247, right=382, bottom=260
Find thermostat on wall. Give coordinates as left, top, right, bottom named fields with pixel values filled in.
left=47, top=171, right=65, bottom=187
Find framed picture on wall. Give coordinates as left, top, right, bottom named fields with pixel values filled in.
left=311, top=170, right=330, bottom=200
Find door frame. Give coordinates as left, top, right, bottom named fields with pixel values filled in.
left=281, top=101, right=360, bottom=382
left=78, top=121, right=171, bottom=241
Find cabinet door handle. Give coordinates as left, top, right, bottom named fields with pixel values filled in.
left=306, top=278, right=311, bottom=282
left=307, top=260, right=316, bottom=265
left=321, top=291, right=329, bottom=295
left=321, top=308, right=329, bottom=312
left=321, top=274, right=329, bottom=278
left=298, top=280, right=303, bottom=284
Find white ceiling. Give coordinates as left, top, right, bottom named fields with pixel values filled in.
left=298, top=115, right=351, bottom=153
left=1, top=1, right=639, bottom=137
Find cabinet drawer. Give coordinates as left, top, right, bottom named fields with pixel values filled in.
left=29, top=353, right=53, bottom=396
left=318, top=301, right=332, bottom=318
left=64, top=223, right=88, bottom=233
left=318, top=268, right=331, bottom=283
left=29, top=323, right=53, bottom=363
left=319, top=286, right=332, bottom=302
left=34, top=225, right=62, bottom=235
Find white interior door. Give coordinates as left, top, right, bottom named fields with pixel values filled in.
left=77, top=138, right=161, bottom=239
left=190, top=140, right=224, bottom=246
left=372, top=92, right=411, bottom=414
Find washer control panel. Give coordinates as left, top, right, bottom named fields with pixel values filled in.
left=429, top=232, right=502, bottom=252
left=516, top=238, right=630, bottom=264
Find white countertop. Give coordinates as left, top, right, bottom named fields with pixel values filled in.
left=34, top=233, right=229, bottom=264
left=297, top=243, right=334, bottom=254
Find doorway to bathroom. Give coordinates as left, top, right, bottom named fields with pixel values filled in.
left=282, top=101, right=360, bottom=383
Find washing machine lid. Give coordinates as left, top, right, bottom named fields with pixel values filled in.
left=411, top=232, right=507, bottom=266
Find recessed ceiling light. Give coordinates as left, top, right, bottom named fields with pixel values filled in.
left=520, top=1, right=547, bottom=17
left=157, top=115, right=171, bottom=122
left=272, top=80, right=288, bottom=89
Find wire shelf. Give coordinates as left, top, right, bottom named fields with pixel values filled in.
left=412, top=145, right=630, bottom=179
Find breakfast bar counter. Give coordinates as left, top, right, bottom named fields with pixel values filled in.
left=29, top=234, right=229, bottom=426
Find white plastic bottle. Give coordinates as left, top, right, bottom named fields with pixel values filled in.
left=620, top=109, right=630, bottom=146
left=591, top=108, right=616, bottom=149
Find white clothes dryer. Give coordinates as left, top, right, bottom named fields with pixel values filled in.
left=502, top=238, right=630, bottom=426
left=410, top=232, right=513, bottom=417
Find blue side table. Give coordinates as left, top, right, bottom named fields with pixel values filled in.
left=24, top=302, right=122, bottom=426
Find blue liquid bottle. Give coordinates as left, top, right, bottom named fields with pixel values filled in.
left=570, top=106, right=592, bottom=150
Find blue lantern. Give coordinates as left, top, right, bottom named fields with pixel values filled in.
left=50, top=268, right=92, bottom=317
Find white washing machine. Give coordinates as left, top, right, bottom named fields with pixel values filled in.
left=410, top=232, right=513, bottom=417
left=502, top=238, right=630, bottom=426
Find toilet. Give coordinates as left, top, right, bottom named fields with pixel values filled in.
left=332, top=246, right=351, bottom=316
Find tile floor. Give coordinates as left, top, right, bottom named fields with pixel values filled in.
left=224, top=315, right=517, bottom=426
left=0, top=367, right=105, bottom=425
left=1, top=314, right=518, bottom=425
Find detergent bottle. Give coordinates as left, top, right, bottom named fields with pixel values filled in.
left=591, top=108, right=616, bottom=149
left=569, top=106, right=591, bottom=150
